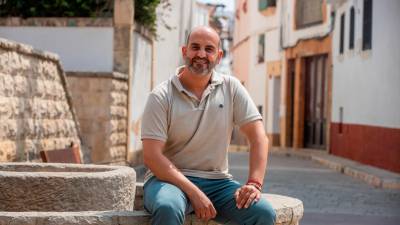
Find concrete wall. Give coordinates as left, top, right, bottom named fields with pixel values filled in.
left=0, top=38, right=81, bottom=162
left=332, top=0, right=400, bottom=128
left=128, top=32, right=153, bottom=160
left=67, top=73, right=128, bottom=164
left=0, top=27, right=113, bottom=72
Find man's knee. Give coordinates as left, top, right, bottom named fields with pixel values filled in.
left=154, top=201, right=186, bottom=217
left=152, top=200, right=186, bottom=224
left=253, top=204, right=276, bottom=225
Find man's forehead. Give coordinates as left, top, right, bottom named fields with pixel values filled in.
left=187, top=27, right=220, bottom=46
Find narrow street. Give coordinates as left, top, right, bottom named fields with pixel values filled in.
left=229, top=152, right=400, bottom=225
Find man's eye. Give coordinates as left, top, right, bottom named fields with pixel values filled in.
left=206, top=48, right=214, bottom=52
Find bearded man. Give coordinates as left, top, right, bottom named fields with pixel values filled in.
left=141, top=26, right=276, bottom=225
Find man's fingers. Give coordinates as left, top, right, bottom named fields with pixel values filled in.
left=244, top=192, right=257, bottom=208
left=210, top=204, right=217, bottom=218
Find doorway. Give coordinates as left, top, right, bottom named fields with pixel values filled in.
left=303, top=55, right=328, bottom=149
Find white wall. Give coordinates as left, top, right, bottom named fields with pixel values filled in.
left=0, top=27, right=113, bottom=72
left=281, top=0, right=332, bottom=48
left=129, top=33, right=153, bottom=153
left=246, top=34, right=267, bottom=121
left=244, top=0, right=281, bottom=133
left=332, top=0, right=400, bottom=128
left=267, top=76, right=281, bottom=133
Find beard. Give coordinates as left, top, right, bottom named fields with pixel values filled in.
left=185, top=56, right=217, bottom=76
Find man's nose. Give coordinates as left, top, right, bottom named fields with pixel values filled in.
left=197, top=49, right=206, bottom=58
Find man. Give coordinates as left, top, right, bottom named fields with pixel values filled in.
left=141, top=26, right=275, bottom=225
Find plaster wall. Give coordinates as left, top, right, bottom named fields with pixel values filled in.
left=128, top=33, right=152, bottom=155
left=332, top=0, right=400, bottom=128
left=0, top=27, right=113, bottom=72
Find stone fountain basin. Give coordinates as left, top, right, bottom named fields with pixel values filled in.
left=0, top=163, right=136, bottom=212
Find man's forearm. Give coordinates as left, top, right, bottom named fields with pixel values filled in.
left=144, top=148, right=199, bottom=197
left=248, top=135, right=269, bottom=184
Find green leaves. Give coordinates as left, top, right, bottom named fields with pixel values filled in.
left=0, top=0, right=162, bottom=34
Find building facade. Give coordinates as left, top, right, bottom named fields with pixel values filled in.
left=233, top=0, right=400, bottom=173
left=330, top=0, right=400, bottom=173
left=232, top=0, right=282, bottom=145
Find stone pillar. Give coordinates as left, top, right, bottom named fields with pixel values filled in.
left=113, top=0, right=134, bottom=74
left=113, top=0, right=134, bottom=162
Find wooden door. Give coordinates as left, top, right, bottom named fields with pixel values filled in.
left=286, top=59, right=295, bottom=147
left=304, top=55, right=327, bottom=149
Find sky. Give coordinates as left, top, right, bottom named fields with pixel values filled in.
left=197, top=0, right=235, bottom=12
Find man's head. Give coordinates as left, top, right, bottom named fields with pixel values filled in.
left=182, top=26, right=223, bottom=76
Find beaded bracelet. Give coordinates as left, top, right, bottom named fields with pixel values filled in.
left=246, top=179, right=262, bottom=191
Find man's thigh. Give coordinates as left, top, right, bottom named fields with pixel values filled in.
left=143, top=177, right=192, bottom=215
left=202, top=179, right=276, bottom=225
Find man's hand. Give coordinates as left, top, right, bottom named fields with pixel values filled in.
left=188, top=189, right=217, bottom=221
left=234, top=184, right=261, bottom=209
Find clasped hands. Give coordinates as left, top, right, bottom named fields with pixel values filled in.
left=189, top=184, right=261, bottom=222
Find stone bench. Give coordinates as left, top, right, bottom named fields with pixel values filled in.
left=134, top=182, right=303, bottom=225
left=0, top=163, right=303, bottom=225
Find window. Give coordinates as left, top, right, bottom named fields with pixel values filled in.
left=258, top=34, right=265, bottom=63
left=340, top=13, right=345, bottom=54
left=349, top=7, right=355, bottom=50
left=296, top=0, right=323, bottom=28
left=362, top=0, right=373, bottom=50
left=259, top=0, right=276, bottom=11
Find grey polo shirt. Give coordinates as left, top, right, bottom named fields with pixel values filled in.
left=141, top=68, right=262, bottom=182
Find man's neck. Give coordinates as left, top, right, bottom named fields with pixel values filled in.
left=179, top=66, right=212, bottom=92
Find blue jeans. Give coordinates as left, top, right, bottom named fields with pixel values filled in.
left=144, top=176, right=276, bottom=225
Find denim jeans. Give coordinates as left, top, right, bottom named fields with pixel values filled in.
left=144, top=176, right=276, bottom=225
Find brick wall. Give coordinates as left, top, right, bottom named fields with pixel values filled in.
left=66, top=72, right=128, bottom=164
left=0, top=38, right=81, bottom=162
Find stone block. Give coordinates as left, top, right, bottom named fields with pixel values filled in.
left=111, top=106, right=127, bottom=118
left=113, top=49, right=131, bottom=74
left=0, top=96, right=12, bottom=119
left=111, top=91, right=127, bottom=107
left=36, top=60, right=59, bottom=80
left=110, top=146, right=127, bottom=161
left=114, top=0, right=134, bottom=26
left=0, top=119, right=18, bottom=139
left=109, top=132, right=127, bottom=146
left=0, top=141, right=16, bottom=162
left=112, top=79, right=128, bottom=92
left=13, top=75, right=29, bottom=97
left=111, top=119, right=127, bottom=133
left=1, top=73, right=15, bottom=96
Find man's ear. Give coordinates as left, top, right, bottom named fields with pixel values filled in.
left=217, top=49, right=224, bottom=64
left=182, top=46, right=187, bottom=58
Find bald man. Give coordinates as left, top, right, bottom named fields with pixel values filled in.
left=141, top=26, right=276, bottom=225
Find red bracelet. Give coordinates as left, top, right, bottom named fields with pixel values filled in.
left=246, top=179, right=263, bottom=191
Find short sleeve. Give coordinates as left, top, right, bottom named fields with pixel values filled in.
left=231, top=78, right=262, bottom=126
left=141, top=93, right=168, bottom=142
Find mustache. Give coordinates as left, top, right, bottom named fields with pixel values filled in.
left=191, top=57, right=210, bottom=64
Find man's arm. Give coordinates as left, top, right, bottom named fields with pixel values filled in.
left=142, top=139, right=217, bottom=221
left=234, top=120, right=269, bottom=209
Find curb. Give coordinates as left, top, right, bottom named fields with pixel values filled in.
left=230, top=145, right=400, bottom=190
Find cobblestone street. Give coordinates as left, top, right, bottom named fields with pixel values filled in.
left=229, top=152, right=400, bottom=225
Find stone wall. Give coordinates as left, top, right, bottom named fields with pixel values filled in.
left=0, top=38, right=81, bottom=162
left=66, top=72, right=128, bottom=164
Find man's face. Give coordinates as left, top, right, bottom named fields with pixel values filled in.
left=182, top=30, right=223, bottom=76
